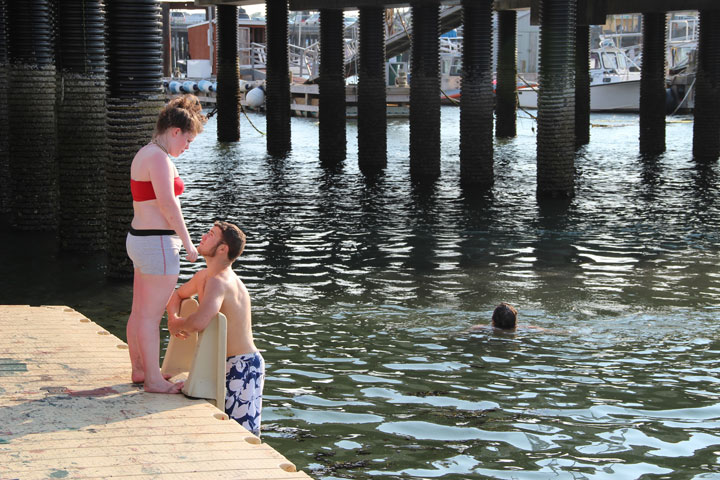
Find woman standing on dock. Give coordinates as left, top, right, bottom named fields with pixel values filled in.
left=125, top=95, right=207, bottom=393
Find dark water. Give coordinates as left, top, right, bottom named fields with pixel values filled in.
left=3, top=109, right=720, bottom=479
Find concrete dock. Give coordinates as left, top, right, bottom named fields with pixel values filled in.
left=0, top=305, right=311, bottom=480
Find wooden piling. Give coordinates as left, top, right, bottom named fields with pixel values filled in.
left=459, top=0, right=494, bottom=187
left=319, top=9, right=346, bottom=166
left=409, top=1, right=441, bottom=180
left=358, top=7, right=387, bottom=173
left=266, top=0, right=292, bottom=156
left=0, top=0, right=8, bottom=218
left=693, top=9, right=720, bottom=161
left=216, top=4, right=241, bottom=142
left=495, top=9, right=517, bottom=139
left=639, top=12, right=667, bottom=155
left=575, top=24, right=590, bottom=147
left=537, top=0, right=577, bottom=198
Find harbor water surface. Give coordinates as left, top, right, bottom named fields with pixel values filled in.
left=2, top=108, right=720, bottom=479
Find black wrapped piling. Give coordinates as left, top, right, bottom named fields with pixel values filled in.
left=56, top=0, right=107, bottom=251
left=266, top=0, right=291, bottom=156
left=217, top=5, right=240, bottom=142
left=0, top=0, right=8, bottom=218
left=357, top=7, right=387, bottom=173
left=693, top=10, right=720, bottom=161
left=106, top=0, right=164, bottom=278
left=409, top=2, right=440, bottom=180
left=495, top=9, right=517, bottom=139
left=106, top=0, right=163, bottom=97
left=639, top=12, right=667, bottom=155
left=460, top=0, right=493, bottom=187
left=575, top=24, right=590, bottom=147
left=7, top=0, right=58, bottom=230
left=161, top=3, right=171, bottom=77
left=319, top=9, right=346, bottom=166
left=537, top=0, right=576, bottom=198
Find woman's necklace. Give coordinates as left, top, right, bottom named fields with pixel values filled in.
left=151, top=139, right=169, bottom=156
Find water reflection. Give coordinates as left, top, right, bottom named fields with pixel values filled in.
left=3, top=109, right=720, bottom=479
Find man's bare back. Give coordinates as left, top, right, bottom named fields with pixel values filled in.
left=166, top=223, right=257, bottom=357
left=189, top=268, right=256, bottom=357
left=166, top=222, right=265, bottom=436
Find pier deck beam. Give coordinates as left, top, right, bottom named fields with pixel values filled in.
left=7, top=0, right=57, bottom=230
left=575, top=24, right=590, bottom=147
left=495, top=9, right=517, bottom=139
left=693, top=10, right=720, bottom=161
left=639, top=12, right=667, bottom=155
left=537, top=0, right=576, bottom=198
left=319, top=9, right=346, bottom=166
left=217, top=5, right=241, bottom=142
left=409, top=1, right=441, bottom=180
left=460, top=0, right=494, bottom=186
left=266, top=0, right=291, bottom=156
left=357, top=6, right=387, bottom=173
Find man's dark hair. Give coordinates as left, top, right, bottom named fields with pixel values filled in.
left=215, top=221, right=246, bottom=261
left=492, top=303, right=518, bottom=330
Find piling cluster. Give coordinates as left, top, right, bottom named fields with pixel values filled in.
left=57, top=0, right=108, bottom=251
left=1, top=0, right=719, bottom=278
left=7, top=0, right=58, bottom=230
left=0, top=0, right=8, bottom=218
left=106, top=0, right=165, bottom=277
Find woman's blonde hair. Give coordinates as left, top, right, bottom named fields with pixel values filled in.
left=155, top=94, right=208, bottom=136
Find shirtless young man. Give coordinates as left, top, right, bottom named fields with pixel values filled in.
left=166, top=221, right=265, bottom=436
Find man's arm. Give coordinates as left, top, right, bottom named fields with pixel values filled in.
left=170, top=276, right=225, bottom=337
left=166, top=271, right=204, bottom=338
left=167, top=271, right=202, bottom=320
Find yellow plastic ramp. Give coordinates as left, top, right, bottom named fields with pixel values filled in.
left=160, top=298, right=200, bottom=377
left=162, top=297, right=228, bottom=410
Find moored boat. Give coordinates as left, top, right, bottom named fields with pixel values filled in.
left=517, top=44, right=641, bottom=112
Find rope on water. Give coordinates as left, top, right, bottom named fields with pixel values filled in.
left=240, top=100, right=266, bottom=136
left=668, top=78, right=696, bottom=117
left=205, top=99, right=266, bottom=136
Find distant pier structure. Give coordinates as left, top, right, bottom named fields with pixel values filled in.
left=203, top=0, right=720, bottom=194
left=0, top=0, right=719, bottom=277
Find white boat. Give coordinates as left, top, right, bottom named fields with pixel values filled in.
left=517, top=45, right=641, bottom=112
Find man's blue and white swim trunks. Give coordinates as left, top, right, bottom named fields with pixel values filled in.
left=225, top=351, right=265, bottom=436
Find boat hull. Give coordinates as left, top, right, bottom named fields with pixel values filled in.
left=517, top=80, right=641, bottom=112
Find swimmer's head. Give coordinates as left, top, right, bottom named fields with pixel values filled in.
left=492, top=303, right=518, bottom=330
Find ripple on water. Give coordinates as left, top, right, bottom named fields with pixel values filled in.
left=5, top=110, right=720, bottom=479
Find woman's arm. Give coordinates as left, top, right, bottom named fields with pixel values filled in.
left=148, top=153, right=198, bottom=262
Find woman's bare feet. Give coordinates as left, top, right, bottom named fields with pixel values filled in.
left=143, top=379, right=184, bottom=394
left=132, top=371, right=173, bottom=384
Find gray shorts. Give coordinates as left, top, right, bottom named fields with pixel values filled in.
left=126, top=229, right=181, bottom=276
